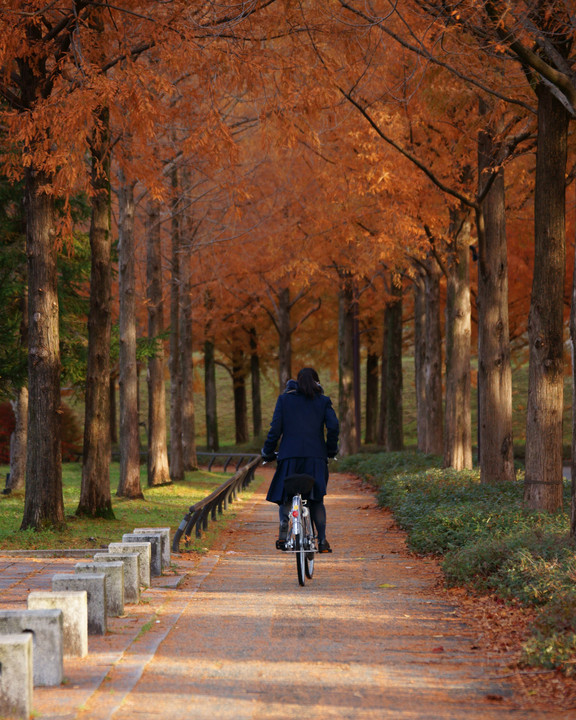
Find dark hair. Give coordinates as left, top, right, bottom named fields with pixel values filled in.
left=297, top=367, right=322, bottom=398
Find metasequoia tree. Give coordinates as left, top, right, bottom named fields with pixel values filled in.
left=0, top=0, right=286, bottom=525
left=0, top=11, right=68, bottom=528
left=169, top=166, right=184, bottom=482
left=116, top=166, right=143, bottom=499
left=77, top=106, right=114, bottom=517
left=320, top=2, right=537, bottom=477
left=145, top=199, right=170, bottom=487
left=408, top=1, right=574, bottom=510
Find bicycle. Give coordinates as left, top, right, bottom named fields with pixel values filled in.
left=282, top=473, right=317, bottom=586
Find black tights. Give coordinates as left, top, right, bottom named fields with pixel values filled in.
left=278, top=499, right=327, bottom=543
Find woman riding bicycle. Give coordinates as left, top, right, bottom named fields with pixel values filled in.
left=261, top=367, right=339, bottom=553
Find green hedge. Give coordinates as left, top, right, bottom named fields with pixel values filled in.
left=340, top=452, right=576, bottom=675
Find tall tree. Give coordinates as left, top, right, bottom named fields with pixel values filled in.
left=77, top=107, right=114, bottom=518
left=21, top=164, right=64, bottom=529
left=179, top=201, right=198, bottom=471
left=169, top=168, right=184, bottom=482
left=146, top=200, right=170, bottom=487
left=385, top=278, right=403, bottom=451
left=476, top=101, right=515, bottom=482
left=524, top=82, right=569, bottom=512
left=250, top=328, right=263, bottom=439
left=116, top=169, right=144, bottom=499
left=444, top=205, right=473, bottom=470
left=338, top=279, right=357, bottom=455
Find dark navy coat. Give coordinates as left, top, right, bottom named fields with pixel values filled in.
left=262, top=381, right=339, bottom=504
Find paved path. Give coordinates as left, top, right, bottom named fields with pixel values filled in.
left=0, top=472, right=569, bottom=719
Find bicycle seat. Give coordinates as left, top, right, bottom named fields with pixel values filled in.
left=283, top=473, right=315, bottom=497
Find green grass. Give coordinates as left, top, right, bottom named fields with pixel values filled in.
left=0, top=462, right=240, bottom=551
left=340, top=451, right=576, bottom=676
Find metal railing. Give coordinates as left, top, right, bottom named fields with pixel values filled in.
left=172, top=455, right=261, bottom=552
left=196, top=452, right=260, bottom=472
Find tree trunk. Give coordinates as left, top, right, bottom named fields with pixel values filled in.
left=377, top=314, right=388, bottom=446
left=250, top=328, right=262, bottom=438
left=338, top=282, right=357, bottom=456
left=413, top=272, right=427, bottom=452
left=21, top=167, right=64, bottom=530
left=444, top=207, right=472, bottom=470
left=385, top=281, right=403, bottom=451
left=233, top=347, right=248, bottom=444
left=571, top=187, right=576, bottom=538
left=77, top=108, right=114, bottom=518
left=524, top=84, right=568, bottom=512
left=423, top=255, right=443, bottom=455
left=477, top=104, right=515, bottom=483
left=109, top=373, right=117, bottom=445
left=180, top=245, right=197, bottom=470
left=116, top=171, right=143, bottom=499
left=146, top=200, right=170, bottom=487
left=278, top=286, right=292, bottom=388
left=364, top=348, right=378, bottom=445
left=9, top=386, right=28, bottom=492
left=9, top=283, right=28, bottom=493
left=204, top=338, right=219, bottom=451
left=169, top=169, right=184, bottom=482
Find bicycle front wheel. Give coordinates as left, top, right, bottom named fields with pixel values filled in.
left=295, top=533, right=306, bottom=586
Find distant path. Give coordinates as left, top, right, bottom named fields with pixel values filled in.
left=2, top=471, right=571, bottom=719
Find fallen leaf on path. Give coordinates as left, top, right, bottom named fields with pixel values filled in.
left=378, top=583, right=397, bottom=588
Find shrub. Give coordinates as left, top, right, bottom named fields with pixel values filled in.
left=343, top=451, right=575, bottom=675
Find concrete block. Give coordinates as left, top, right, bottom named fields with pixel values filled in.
left=0, top=609, right=63, bottom=686
left=93, top=553, right=140, bottom=604
left=108, top=542, right=151, bottom=588
left=0, top=633, right=33, bottom=719
left=133, top=527, right=170, bottom=569
left=75, top=562, right=124, bottom=617
left=27, top=590, right=88, bottom=658
left=122, top=533, right=162, bottom=576
left=52, top=573, right=106, bottom=635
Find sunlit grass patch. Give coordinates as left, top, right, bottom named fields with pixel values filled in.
left=0, top=462, right=231, bottom=551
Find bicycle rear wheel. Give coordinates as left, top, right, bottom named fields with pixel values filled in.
left=295, top=533, right=306, bottom=586
left=303, top=512, right=314, bottom=579
left=304, top=551, right=314, bottom=579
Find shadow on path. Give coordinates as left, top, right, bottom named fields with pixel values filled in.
left=1, top=471, right=572, bottom=719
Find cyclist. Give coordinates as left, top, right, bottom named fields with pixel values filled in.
left=261, top=367, right=339, bottom=553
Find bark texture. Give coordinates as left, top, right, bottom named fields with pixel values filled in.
left=204, top=338, right=219, bottom=451
left=250, top=329, right=262, bottom=439
left=78, top=110, right=114, bottom=518
left=277, top=286, right=292, bottom=389
left=21, top=167, right=64, bottom=530
left=233, top=347, right=248, bottom=444
left=385, top=282, right=403, bottom=451
left=338, top=282, right=357, bottom=456
left=146, top=200, right=170, bottom=487
left=477, top=109, right=515, bottom=483
left=9, top=386, right=28, bottom=492
left=169, top=173, right=184, bottom=482
left=423, top=256, right=443, bottom=455
left=444, top=207, right=472, bottom=470
left=117, top=172, right=143, bottom=499
left=413, top=274, right=427, bottom=452
left=364, top=349, right=379, bottom=445
left=180, top=243, right=197, bottom=471
left=524, top=85, right=568, bottom=511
